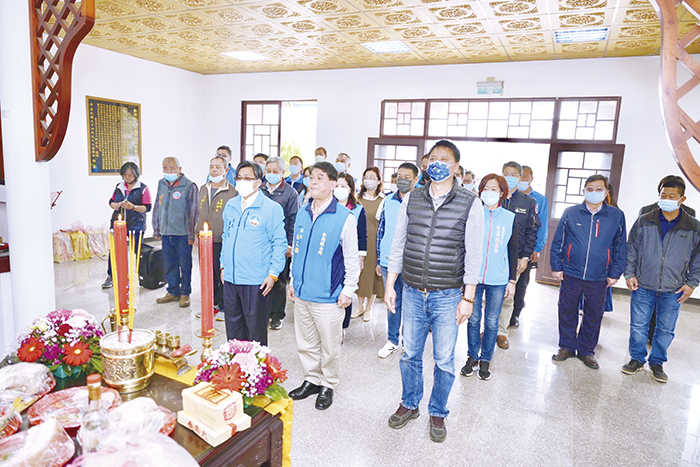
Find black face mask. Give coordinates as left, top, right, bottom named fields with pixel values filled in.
left=420, top=171, right=430, bottom=184
left=396, top=179, right=413, bottom=194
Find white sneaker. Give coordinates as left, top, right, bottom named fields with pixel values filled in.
left=378, top=342, right=400, bottom=358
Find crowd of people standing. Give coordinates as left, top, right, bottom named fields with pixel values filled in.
left=104, top=140, right=700, bottom=443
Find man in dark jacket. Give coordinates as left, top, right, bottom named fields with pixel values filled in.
left=550, top=174, right=627, bottom=370
left=622, top=177, right=700, bottom=383
left=262, top=156, right=300, bottom=330
left=497, top=161, right=540, bottom=349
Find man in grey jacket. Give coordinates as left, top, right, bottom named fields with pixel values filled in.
left=623, top=177, right=700, bottom=382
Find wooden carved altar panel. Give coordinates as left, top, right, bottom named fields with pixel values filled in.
left=651, top=0, right=700, bottom=191
left=29, top=0, right=95, bottom=162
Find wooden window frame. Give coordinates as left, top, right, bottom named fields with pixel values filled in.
left=240, top=101, right=283, bottom=163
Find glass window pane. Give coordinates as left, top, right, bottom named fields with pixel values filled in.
left=254, top=125, right=270, bottom=136
left=398, top=102, right=412, bottom=113
left=569, top=169, right=597, bottom=178
left=555, top=168, right=568, bottom=185
left=597, top=100, right=617, bottom=120
left=594, top=121, right=615, bottom=141
left=254, top=134, right=262, bottom=151
left=469, top=101, right=489, bottom=119
left=558, top=120, right=576, bottom=139
left=508, top=126, right=529, bottom=139
left=262, top=104, right=279, bottom=125
left=567, top=195, right=585, bottom=203
left=245, top=145, right=253, bottom=160
left=448, top=113, right=459, bottom=126
left=530, top=120, right=552, bottom=139
left=567, top=177, right=581, bottom=195
left=466, top=119, right=487, bottom=137
left=520, top=114, right=531, bottom=126
left=532, top=101, right=555, bottom=119
left=576, top=127, right=594, bottom=140
left=411, top=102, right=425, bottom=118
left=577, top=114, right=587, bottom=127
left=384, top=102, right=398, bottom=119
left=247, top=104, right=263, bottom=125
left=246, top=125, right=253, bottom=143
left=270, top=126, right=278, bottom=145
left=558, top=152, right=584, bottom=168
left=262, top=134, right=270, bottom=152
left=457, top=114, right=469, bottom=126
left=487, top=119, right=508, bottom=138
left=579, top=100, right=598, bottom=114
left=597, top=170, right=610, bottom=178
left=555, top=185, right=567, bottom=202
left=560, top=101, right=579, bottom=120
left=553, top=202, right=570, bottom=218
left=396, top=146, right=418, bottom=161
left=376, top=145, right=396, bottom=160
left=410, top=119, right=424, bottom=136
left=447, top=125, right=467, bottom=137
left=489, top=101, right=510, bottom=120
left=586, top=114, right=597, bottom=127
left=428, top=119, right=448, bottom=137
left=383, top=119, right=397, bottom=135
left=397, top=124, right=410, bottom=136
left=510, top=101, right=532, bottom=114
left=509, top=114, right=519, bottom=126
left=450, top=101, right=469, bottom=113
left=584, top=152, right=613, bottom=170
left=430, top=102, right=449, bottom=120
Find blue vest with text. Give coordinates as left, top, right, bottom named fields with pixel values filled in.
left=378, top=192, right=402, bottom=268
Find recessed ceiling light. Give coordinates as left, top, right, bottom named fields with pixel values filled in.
left=361, top=41, right=411, bottom=54
left=222, top=51, right=267, bottom=61
left=554, top=28, right=610, bottom=43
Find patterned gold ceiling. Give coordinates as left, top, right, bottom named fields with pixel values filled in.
left=83, top=0, right=700, bottom=74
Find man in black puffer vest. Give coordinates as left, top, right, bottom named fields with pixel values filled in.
left=384, top=140, right=484, bottom=443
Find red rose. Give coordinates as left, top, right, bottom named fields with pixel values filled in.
left=57, top=324, right=72, bottom=336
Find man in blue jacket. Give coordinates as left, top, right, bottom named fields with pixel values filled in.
left=550, top=174, right=627, bottom=370
left=220, top=161, right=287, bottom=346
left=622, top=176, right=700, bottom=382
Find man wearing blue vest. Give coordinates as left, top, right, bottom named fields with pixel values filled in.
left=287, top=162, right=360, bottom=411
left=220, top=161, right=287, bottom=346
left=385, top=140, right=483, bottom=443
left=375, top=162, right=419, bottom=359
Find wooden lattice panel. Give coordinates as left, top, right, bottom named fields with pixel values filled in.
left=30, top=0, right=95, bottom=162
left=651, top=0, right=700, bottom=191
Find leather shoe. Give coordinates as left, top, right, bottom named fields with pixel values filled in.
left=578, top=354, right=599, bottom=370
left=496, top=335, right=509, bottom=349
left=509, top=315, right=519, bottom=328
left=315, top=387, right=333, bottom=410
left=552, top=348, right=575, bottom=361
left=289, top=381, right=321, bottom=400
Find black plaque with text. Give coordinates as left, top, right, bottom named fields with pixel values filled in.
left=87, top=96, right=141, bottom=175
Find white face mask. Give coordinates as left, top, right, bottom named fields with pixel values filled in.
left=237, top=180, right=256, bottom=198
left=390, top=183, right=398, bottom=192
left=333, top=187, right=350, bottom=201
left=315, top=155, right=325, bottom=163
left=463, top=182, right=475, bottom=191
left=209, top=174, right=224, bottom=183
left=363, top=179, right=379, bottom=190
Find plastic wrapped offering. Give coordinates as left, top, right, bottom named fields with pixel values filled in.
left=28, top=386, right=121, bottom=429
left=52, top=232, right=74, bottom=263
left=0, top=363, right=56, bottom=412
left=0, top=419, right=75, bottom=467
left=107, top=397, right=175, bottom=437
left=69, top=432, right=199, bottom=467
left=0, top=406, right=21, bottom=440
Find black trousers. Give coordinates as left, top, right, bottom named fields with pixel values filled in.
left=269, top=257, right=291, bottom=322
left=213, top=242, right=224, bottom=310
left=224, top=282, right=271, bottom=346
left=512, top=261, right=534, bottom=319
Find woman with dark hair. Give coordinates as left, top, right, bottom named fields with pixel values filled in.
left=298, top=166, right=312, bottom=208
left=460, top=174, right=519, bottom=381
left=101, top=162, right=152, bottom=288
left=354, top=166, right=385, bottom=321
left=334, top=173, right=368, bottom=339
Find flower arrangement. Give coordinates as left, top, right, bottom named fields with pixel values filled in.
left=16, top=309, right=103, bottom=378
left=194, top=340, right=288, bottom=406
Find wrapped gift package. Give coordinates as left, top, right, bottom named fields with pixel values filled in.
left=181, top=382, right=244, bottom=430
left=177, top=411, right=251, bottom=448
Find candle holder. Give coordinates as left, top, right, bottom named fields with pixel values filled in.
left=195, top=329, right=220, bottom=363
left=101, top=307, right=118, bottom=334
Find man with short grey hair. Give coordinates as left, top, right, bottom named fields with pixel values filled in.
left=263, top=156, right=301, bottom=330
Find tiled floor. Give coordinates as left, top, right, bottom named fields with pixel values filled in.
left=56, top=257, right=700, bottom=466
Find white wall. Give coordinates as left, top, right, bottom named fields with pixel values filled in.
left=49, top=45, right=206, bottom=234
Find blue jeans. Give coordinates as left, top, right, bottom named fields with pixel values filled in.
left=381, top=267, right=403, bottom=345
left=161, top=235, right=192, bottom=296
left=629, top=287, right=682, bottom=366
left=468, top=284, right=506, bottom=362
left=400, top=285, right=461, bottom=418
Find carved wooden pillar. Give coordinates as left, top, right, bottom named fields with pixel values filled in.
left=29, top=0, right=95, bottom=162
left=650, top=0, right=700, bottom=190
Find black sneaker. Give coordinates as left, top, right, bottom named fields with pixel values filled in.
left=509, top=315, right=519, bottom=328
left=388, top=404, right=420, bottom=429
left=477, top=361, right=491, bottom=380
left=269, top=319, right=283, bottom=330
left=101, top=276, right=113, bottom=289
left=460, top=357, right=478, bottom=377
left=429, top=416, right=447, bottom=443
left=621, top=359, right=644, bottom=375
left=650, top=364, right=668, bottom=383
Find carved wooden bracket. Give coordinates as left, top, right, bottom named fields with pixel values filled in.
left=29, top=0, right=94, bottom=162
left=650, top=0, right=700, bottom=191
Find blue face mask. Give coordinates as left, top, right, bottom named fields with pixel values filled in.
left=481, top=191, right=501, bottom=207
left=584, top=190, right=606, bottom=205
left=504, top=176, right=519, bottom=190
left=334, top=162, right=346, bottom=173
left=303, top=176, right=310, bottom=188
left=266, top=173, right=281, bottom=185
left=658, top=198, right=680, bottom=212
left=517, top=181, right=530, bottom=192
left=163, top=172, right=178, bottom=182
left=289, top=165, right=301, bottom=175
left=426, top=161, right=454, bottom=183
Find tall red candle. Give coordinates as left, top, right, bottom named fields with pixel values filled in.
left=199, top=223, right=214, bottom=337
left=113, top=216, right=129, bottom=318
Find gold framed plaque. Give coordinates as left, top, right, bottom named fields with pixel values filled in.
left=86, top=96, right=142, bottom=175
